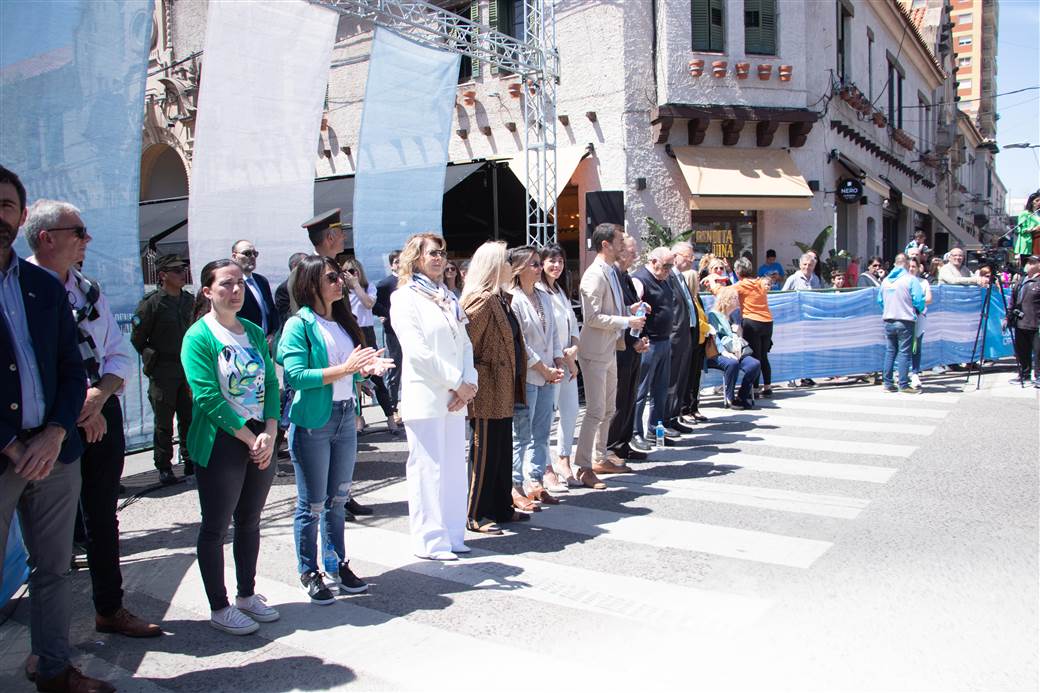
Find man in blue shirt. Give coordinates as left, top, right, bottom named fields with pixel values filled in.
left=878, top=253, right=926, bottom=394
left=0, top=166, right=114, bottom=692
left=758, top=248, right=784, bottom=278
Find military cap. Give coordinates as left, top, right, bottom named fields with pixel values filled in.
left=302, top=208, right=343, bottom=235
left=156, top=254, right=189, bottom=272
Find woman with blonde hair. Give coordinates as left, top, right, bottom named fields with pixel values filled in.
left=459, top=242, right=529, bottom=533
left=705, top=285, right=760, bottom=409
left=390, top=233, right=477, bottom=560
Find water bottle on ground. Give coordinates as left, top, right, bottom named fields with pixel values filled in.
left=655, top=420, right=666, bottom=449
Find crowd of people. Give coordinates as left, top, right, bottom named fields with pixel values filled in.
left=1, top=158, right=1038, bottom=692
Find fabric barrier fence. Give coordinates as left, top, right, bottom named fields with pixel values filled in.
left=700, top=285, right=1012, bottom=386
left=187, top=0, right=338, bottom=288
left=352, top=28, right=461, bottom=280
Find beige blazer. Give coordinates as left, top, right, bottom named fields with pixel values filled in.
left=577, top=258, right=629, bottom=362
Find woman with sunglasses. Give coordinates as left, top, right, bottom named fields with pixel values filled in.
left=444, top=259, right=464, bottom=298
left=340, top=256, right=401, bottom=436
left=508, top=245, right=565, bottom=510
left=390, top=233, right=477, bottom=560
left=180, top=259, right=280, bottom=635
left=858, top=256, right=885, bottom=287
left=278, top=256, right=392, bottom=602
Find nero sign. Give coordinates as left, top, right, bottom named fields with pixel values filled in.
left=838, top=178, right=864, bottom=203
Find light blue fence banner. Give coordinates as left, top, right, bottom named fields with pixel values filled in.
left=702, top=285, right=1012, bottom=385
left=352, top=28, right=461, bottom=279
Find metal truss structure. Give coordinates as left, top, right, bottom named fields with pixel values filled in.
left=313, top=0, right=560, bottom=246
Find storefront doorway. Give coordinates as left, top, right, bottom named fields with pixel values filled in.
left=689, top=210, right=757, bottom=263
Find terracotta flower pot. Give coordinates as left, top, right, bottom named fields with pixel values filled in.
left=711, top=60, right=728, bottom=78
left=757, top=64, right=773, bottom=80
left=689, top=59, right=705, bottom=77
left=735, top=62, right=750, bottom=79
left=462, top=90, right=476, bottom=106
left=778, top=64, right=793, bottom=82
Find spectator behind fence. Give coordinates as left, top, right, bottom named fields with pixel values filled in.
left=538, top=243, right=583, bottom=484
left=0, top=167, right=114, bottom=693
left=878, top=254, right=926, bottom=394
left=938, top=248, right=988, bottom=287
left=701, top=256, right=731, bottom=292
left=279, top=255, right=390, bottom=604
left=460, top=241, right=529, bottom=534
left=508, top=245, right=565, bottom=507
left=831, top=271, right=848, bottom=289
left=782, top=252, right=822, bottom=291
left=26, top=198, right=162, bottom=649
left=758, top=248, right=784, bottom=278
left=728, top=257, right=774, bottom=398
left=858, top=256, right=884, bottom=287
left=390, top=233, right=477, bottom=560
left=180, top=259, right=281, bottom=635
left=705, top=286, right=761, bottom=409
left=907, top=255, right=933, bottom=389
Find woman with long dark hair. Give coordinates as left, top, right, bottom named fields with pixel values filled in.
left=538, top=243, right=581, bottom=488
left=390, top=233, right=477, bottom=560
left=181, top=259, right=281, bottom=635
left=340, top=255, right=401, bottom=436
left=444, top=259, right=464, bottom=298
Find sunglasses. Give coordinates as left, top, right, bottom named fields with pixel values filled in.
left=48, top=226, right=88, bottom=239
left=325, top=271, right=343, bottom=284
left=445, top=266, right=458, bottom=272
left=237, top=249, right=259, bottom=258
left=425, top=249, right=447, bottom=259
left=346, top=268, right=358, bottom=275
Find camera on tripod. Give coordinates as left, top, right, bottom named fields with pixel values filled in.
left=966, top=248, right=1008, bottom=272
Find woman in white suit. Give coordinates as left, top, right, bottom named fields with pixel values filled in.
left=389, top=233, right=478, bottom=560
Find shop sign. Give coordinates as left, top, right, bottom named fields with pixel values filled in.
left=692, top=228, right=734, bottom=258
left=837, top=178, right=864, bottom=203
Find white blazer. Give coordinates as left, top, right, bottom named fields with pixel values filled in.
left=509, top=286, right=563, bottom=386
left=390, top=283, right=478, bottom=421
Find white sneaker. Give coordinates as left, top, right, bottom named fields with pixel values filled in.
left=910, top=373, right=922, bottom=388
left=931, top=365, right=947, bottom=374
left=235, top=593, right=280, bottom=623
left=210, top=605, right=259, bottom=635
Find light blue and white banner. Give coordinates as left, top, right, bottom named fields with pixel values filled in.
left=1, top=0, right=152, bottom=316
left=702, top=285, right=1013, bottom=385
left=353, top=28, right=461, bottom=279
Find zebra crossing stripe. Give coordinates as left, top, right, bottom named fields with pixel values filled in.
left=709, top=412, right=935, bottom=436
left=688, top=431, right=916, bottom=458
left=762, top=399, right=952, bottom=419
left=637, top=451, right=898, bottom=483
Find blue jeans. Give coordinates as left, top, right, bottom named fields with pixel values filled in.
left=707, top=354, right=761, bottom=403
left=290, top=400, right=357, bottom=575
left=911, top=332, right=924, bottom=374
left=633, top=339, right=671, bottom=438
left=883, top=320, right=915, bottom=389
left=513, top=381, right=558, bottom=486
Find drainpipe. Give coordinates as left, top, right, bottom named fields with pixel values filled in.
left=650, top=0, right=658, bottom=95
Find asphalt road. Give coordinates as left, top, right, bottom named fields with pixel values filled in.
left=1, top=365, right=1037, bottom=692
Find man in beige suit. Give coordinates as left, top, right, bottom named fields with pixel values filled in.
left=575, top=223, right=646, bottom=489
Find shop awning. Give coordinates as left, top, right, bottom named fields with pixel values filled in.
left=674, top=146, right=814, bottom=211
left=902, top=191, right=930, bottom=214
left=929, top=203, right=976, bottom=246
left=864, top=175, right=889, bottom=197
left=507, top=145, right=591, bottom=199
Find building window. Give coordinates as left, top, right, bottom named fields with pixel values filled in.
left=919, top=97, right=931, bottom=151
left=958, top=78, right=973, bottom=91
left=957, top=12, right=973, bottom=24
left=887, top=61, right=903, bottom=129
left=489, top=1, right=524, bottom=76
left=958, top=36, right=973, bottom=46
left=744, top=0, right=777, bottom=55
left=692, top=0, right=725, bottom=52
left=836, top=2, right=853, bottom=82
left=867, top=31, right=874, bottom=101
left=958, top=56, right=972, bottom=67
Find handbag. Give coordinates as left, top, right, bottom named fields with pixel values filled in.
left=704, top=334, right=719, bottom=359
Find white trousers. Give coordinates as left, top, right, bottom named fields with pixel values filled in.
left=553, top=375, right=580, bottom=458
left=403, top=416, right=467, bottom=557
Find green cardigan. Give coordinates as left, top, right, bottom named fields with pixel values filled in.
left=180, top=316, right=280, bottom=467
left=277, top=306, right=361, bottom=429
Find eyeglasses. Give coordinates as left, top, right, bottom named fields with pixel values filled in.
left=237, top=249, right=259, bottom=258
left=445, top=266, right=458, bottom=273
left=325, top=271, right=343, bottom=284
left=425, top=249, right=447, bottom=259
left=48, top=226, right=88, bottom=239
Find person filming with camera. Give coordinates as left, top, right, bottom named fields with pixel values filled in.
left=1006, top=255, right=1040, bottom=387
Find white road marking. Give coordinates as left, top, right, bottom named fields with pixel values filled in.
left=761, top=399, right=953, bottom=419
left=687, top=431, right=916, bottom=458
left=638, top=452, right=898, bottom=483
left=708, top=412, right=935, bottom=435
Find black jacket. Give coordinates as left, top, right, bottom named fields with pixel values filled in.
left=239, top=271, right=280, bottom=337
left=0, top=258, right=87, bottom=472
left=373, top=274, right=398, bottom=334
left=1011, top=275, right=1040, bottom=331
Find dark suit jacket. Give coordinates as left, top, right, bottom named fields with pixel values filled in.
left=0, top=258, right=87, bottom=471
left=239, top=272, right=280, bottom=337
left=274, top=279, right=291, bottom=327
left=373, top=274, right=398, bottom=333
left=667, top=272, right=692, bottom=349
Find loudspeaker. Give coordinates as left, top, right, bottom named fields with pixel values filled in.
left=585, top=191, right=624, bottom=249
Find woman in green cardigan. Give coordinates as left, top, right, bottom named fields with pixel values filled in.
left=180, top=259, right=280, bottom=636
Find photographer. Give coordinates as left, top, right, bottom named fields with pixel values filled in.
left=1006, top=255, right=1040, bottom=386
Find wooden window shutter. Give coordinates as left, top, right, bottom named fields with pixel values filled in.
left=470, top=1, right=481, bottom=78
left=708, top=0, right=725, bottom=52
left=745, top=0, right=776, bottom=55
left=691, top=0, right=710, bottom=51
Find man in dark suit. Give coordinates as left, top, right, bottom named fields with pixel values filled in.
left=232, top=239, right=280, bottom=350
left=274, top=252, right=308, bottom=327
left=607, top=233, right=650, bottom=459
left=0, top=166, right=114, bottom=693
left=664, top=242, right=697, bottom=436
left=372, top=249, right=403, bottom=420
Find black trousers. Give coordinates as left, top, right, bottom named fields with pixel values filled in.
left=382, top=327, right=402, bottom=411
left=608, top=349, right=642, bottom=452
left=1013, top=327, right=1039, bottom=379
left=78, top=396, right=126, bottom=617
left=195, top=421, right=276, bottom=611
left=665, top=330, right=692, bottom=424
left=468, top=418, right=515, bottom=524
left=683, top=339, right=706, bottom=415
left=742, top=319, right=773, bottom=387
left=362, top=326, right=395, bottom=417
left=149, top=376, right=193, bottom=471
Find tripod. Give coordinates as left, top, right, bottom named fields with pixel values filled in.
left=966, top=271, right=1010, bottom=390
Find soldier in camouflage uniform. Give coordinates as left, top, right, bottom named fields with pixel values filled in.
left=131, top=254, right=195, bottom=484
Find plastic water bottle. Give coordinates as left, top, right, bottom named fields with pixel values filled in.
left=631, top=302, right=647, bottom=338
left=655, top=420, right=666, bottom=449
